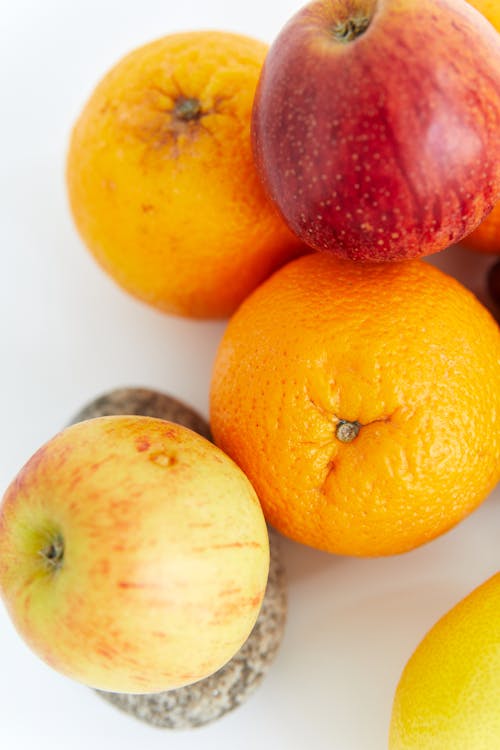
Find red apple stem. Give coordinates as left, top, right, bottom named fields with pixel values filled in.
left=332, top=16, right=371, bottom=43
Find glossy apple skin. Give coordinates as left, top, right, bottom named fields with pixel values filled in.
left=0, top=416, right=269, bottom=693
left=252, top=0, right=500, bottom=261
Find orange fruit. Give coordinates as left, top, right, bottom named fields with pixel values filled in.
left=461, top=202, right=500, bottom=254
left=210, top=253, right=500, bottom=556
left=66, top=31, right=302, bottom=318
left=389, top=573, right=500, bottom=749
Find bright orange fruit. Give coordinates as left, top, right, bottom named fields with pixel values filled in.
left=66, top=31, right=302, bottom=318
left=210, top=253, right=500, bottom=556
left=461, top=202, right=500, bottom=254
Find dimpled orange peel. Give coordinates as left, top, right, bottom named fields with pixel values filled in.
left=67, top=31, right=303, bottom=318
left=210, top=252, right=500, bottom=556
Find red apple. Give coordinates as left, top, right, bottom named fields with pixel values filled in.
left=0, top=416, right=269, bottom=693
left=252, top=0, right=500, bottom=261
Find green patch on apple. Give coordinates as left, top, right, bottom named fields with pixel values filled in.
left=0, top=413, right=270, bottom=695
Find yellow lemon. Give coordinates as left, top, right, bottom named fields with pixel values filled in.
left=389, top=574, right=500, bottom=749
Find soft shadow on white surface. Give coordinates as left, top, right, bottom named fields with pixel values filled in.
left=1, top=2, right=499, bottom=750
left=2, top=151, right=226, bottom=482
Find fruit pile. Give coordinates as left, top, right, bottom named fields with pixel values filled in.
left=1, top=1, right=500, bottom=748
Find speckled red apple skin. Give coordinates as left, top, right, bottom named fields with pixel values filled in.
left=252, top=0, right=500, bottom=261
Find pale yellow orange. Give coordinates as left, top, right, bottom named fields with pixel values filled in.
left=67, top=31, right=303, bottom=318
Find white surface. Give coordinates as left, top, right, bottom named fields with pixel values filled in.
left=1, top=2, right=499, bottom=749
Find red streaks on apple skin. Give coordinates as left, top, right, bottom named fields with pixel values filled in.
left=0, top=483, right=17, bottom=527
left=117, top=580, right=161, bottom=589
left=67, top=467, right=83, bottom=492
left=161, top=427, right=179, bottom=440
left=95, top=646, right=114, bottom=661
left=93, top=558, right=110, bottom=576
left=215, top=540, right=262, bottom=549
left=135, top=436, right=151, bottom=452
left=7, top=442, right=53, bottom=499
left=211, top=590, right=264, bottom=625
left=251, top=592, right=263, bottom=607
left=129, top=673, right=151, bottom=685
left=193, top=540, right=263, bottom=552
left=219, top=586, right=242, bottom=597
left=252, top=0, right=500, bottom=261
left=94, top=641, right=144, bottom=672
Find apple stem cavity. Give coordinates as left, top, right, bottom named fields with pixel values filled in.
left=336, top=420, right=361, bottom=443
left=332, top=15, right=371, bottom=43
left=40, top=533, right=64, bottom=572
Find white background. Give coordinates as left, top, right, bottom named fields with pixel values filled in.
left=1, top=1, right=499, bottom=748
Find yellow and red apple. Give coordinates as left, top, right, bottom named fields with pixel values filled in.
left=0, top=416, right=269, bottom=693
left=252, top=0, right=500, bottom=261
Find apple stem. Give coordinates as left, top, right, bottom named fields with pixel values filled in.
left=40, top=533, right=64, bottom=572
left=332, top=16, right=371, bottom=43
left=336, top=420, right=361, bottom=443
